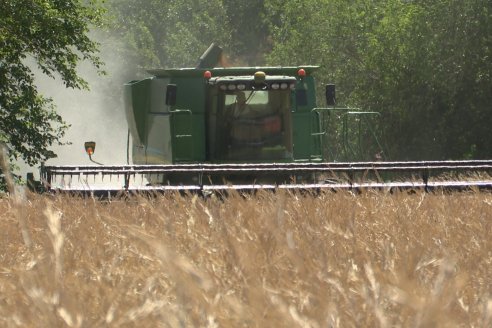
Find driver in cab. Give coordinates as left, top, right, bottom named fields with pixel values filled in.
left=230, top=91, right=258, bottom=119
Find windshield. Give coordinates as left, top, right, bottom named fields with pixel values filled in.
left=209, top=89, right=293, bottom=161
left=224, top=91, right=269, bottom=106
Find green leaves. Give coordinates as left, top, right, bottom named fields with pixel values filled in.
left=107, top=0, right=272, bottom=69
left=0, top=0, right=104, bottom=169
left=266, top=0, right=492, bottom=160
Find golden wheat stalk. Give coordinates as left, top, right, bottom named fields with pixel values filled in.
left=0, top=142, right=32, bottom=249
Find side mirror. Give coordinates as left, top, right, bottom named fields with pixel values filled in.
left=166, top=84, right=177, bottom=106
left=326, top=84, right=336, bottom=106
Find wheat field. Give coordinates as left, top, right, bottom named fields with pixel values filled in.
left=0, top=188, right=491, bottom=327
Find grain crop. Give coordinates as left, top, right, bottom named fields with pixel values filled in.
left=0, top=188, right=491, bottom=327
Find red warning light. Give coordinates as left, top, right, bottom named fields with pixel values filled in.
left=204, top=70, right=212, bottom=79
left=298, top=68, right=306, bottom=77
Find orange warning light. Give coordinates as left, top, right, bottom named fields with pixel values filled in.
left=84, top=141, right=96, bottom=156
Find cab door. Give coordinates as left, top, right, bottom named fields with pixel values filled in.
left=170, top=109, right=194, bottom=161
left=168, top=78, right=207, bottom=163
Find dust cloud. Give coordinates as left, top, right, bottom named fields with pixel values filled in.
left=38, top=69, right=127, bottom=166
left=18, top=33, right=143, bottom=178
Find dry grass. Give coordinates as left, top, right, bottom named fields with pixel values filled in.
left=0, top=187, right=491, bottom=327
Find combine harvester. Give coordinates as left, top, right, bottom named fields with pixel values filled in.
left=35, top=44, right=492, bottom=196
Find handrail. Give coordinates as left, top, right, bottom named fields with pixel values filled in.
left=38, top=160, right=492, bottom=193
left=313, top=107, right=383, bottom=161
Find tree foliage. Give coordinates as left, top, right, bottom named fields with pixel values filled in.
left=0, top=0, right=105, bottom=166
left=265, top=0, right=492, bottom=160
left=107, top=0, right=271, bottom=73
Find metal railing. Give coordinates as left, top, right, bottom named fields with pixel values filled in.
left=35, top=160, right=492, bottom=196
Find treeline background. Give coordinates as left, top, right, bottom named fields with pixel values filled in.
left=101, top=0, right=491, bottom=161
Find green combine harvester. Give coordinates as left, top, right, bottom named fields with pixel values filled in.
left=124, top=44, right=328, bottom=183
left=36, top=44, right=492, bottom=195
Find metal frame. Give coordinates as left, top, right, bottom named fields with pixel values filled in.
left=37, top=160, right=492, bottom=195
left=313, top=107, right=384, bottom=161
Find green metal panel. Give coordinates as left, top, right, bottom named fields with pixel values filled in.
left=292, top=112, right=323, bottom=161
left=292, top=112, right=311, bottom=159
left=310, top=111, right=323, bottom=160
left=170, top=110, right=193, bottom=161
left=171, top=77, right=206, bottom=114
left=295, top=76, right=317, bottom=112
left=292, top=75, right=323, bottom=161
left=169, top=77, right=206, bottom=162
left=171, top=113, right=206, bottom=162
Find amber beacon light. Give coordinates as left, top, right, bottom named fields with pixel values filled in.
left=84, top=141, right=96, bottom=156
